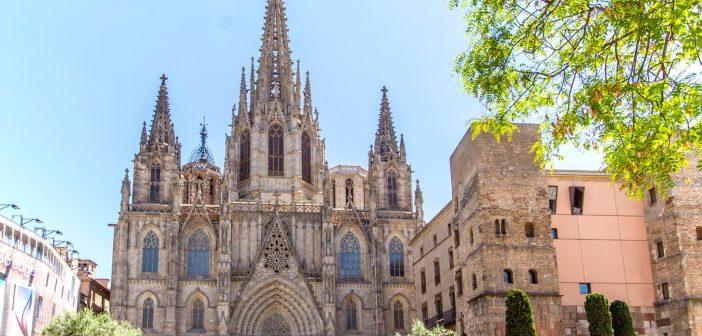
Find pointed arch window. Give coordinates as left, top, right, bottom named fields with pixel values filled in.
left=393, top=301, right=404, bottom=330
left=239, top=130, right=250, bottom=181
left=268, top=124, right=284, bottom=176
left=301, top=131, right=312, bottom=183
left=346, top=300, right=358, bottom=330
left=345, top=179, right=354, bottom=205
left=187, top=229, right=209, bottom=275
left=141, top=231, right=159, bottom=273
left=387, top=171, right=398, bottom=209
left=149, top=165, right=161, bottom=202
left=142, top=297, right=154, bottom=329
left=340, top=232, right=361, bottom=279
left=389, top=237, right=404, bottom=277
left=191, top=298, right=205, bottom=331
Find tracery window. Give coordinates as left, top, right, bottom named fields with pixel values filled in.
left=239, top=130, right=250, bottom=181
left=346, top=300, right=358, bottom=330
left=191, top=299, right=205, bottom=331
left=261, top=313, right=291, bottom=336
left=263, top=223, right=290, bottom=273
left=268, top=124, right=284, bottom=176
left=142, top=298, right=154, bottom=329
left=301, top=131, right=312, bottom=183
left=142, top=231, right=159, bottom=273
left=387, top=171, right=398, bottom=209
left=149, top=165, right=161, bottom=202
left=187, top=229, right=209, bottom=275
left=345, top=179, right=354, bottom=205
left=393, top=301, right=404, bottom=330
left=340, top=232, right=361, bottom=279
left=388, top=237, right=404, bottom=277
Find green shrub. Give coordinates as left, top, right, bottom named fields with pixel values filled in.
left=42, top=309, right=141, bottom=336
left=400, top=320, right=454, bottom=336
left=610, top=300, right=635, bottom=336
left=505, top=288, right=536, bottom=336
left=585, top=293, right=613, bottom=336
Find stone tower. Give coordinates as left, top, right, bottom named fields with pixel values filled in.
left=644, top=160, right=702, bottom=335
left=451, top=124, right=563, bottom=336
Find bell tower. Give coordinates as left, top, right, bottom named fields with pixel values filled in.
left=368, top=87, right=414, bottom=213
left=132, top=74, right=181, bottom=205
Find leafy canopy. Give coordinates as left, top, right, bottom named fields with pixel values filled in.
left=42, top=309, right=142, bottom=336
left=585, top=293, right=614, bottom=336
left=610, top=300, right=635, bottom=336
left=451, top=0, right=702, bottom=198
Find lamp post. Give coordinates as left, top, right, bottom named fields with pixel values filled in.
left=33, top=227, right=63, bottom=240
left=11, top=215, right=42, bottom=227
left=0, top=204, right=20, bottom=211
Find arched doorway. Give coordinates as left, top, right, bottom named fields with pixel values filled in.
left=260, top=313, right=291, bottom=336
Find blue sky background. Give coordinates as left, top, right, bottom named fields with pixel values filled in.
left=0, top=0, right=601, bottom=279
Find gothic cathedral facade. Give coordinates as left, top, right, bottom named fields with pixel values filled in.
left=109, top=1, right=424, bottom=335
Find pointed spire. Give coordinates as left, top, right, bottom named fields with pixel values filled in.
left=295, top=60, right=302, bottom=110
left=303, top=71, right=312, bottom=124
left=399, top=133, right=407, bottom=162
left=249, top=57, right=256, bottom=111
left=147, top=74, right=176, bottom=152
left=373, top=86, right=399, bottom=161
left=415, top=179, right=424, bottom=222
left=139, top=122, right=148, bottom=150
left=256, top=0, right=294, bottom=103
left=187, top=116, right=216, bottom=166
left=121, top=168, right=131, bottom=212
left=239, top=66, right=249, bottom=125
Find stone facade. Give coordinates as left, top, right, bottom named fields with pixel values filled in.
left=449, top=125, right=562, bottom=336
left=643, top=159, right=702, bottom=336
left=110, top=1, right=421, bottom=335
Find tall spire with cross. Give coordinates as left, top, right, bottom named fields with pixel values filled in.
left=373, top=86, right=399, bottom=161
left=147, top=74, right=177, bottom=153
left=255, top=0, right=294, bottom=104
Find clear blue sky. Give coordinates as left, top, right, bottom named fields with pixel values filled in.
left=0, top=0, right=600, bottom=279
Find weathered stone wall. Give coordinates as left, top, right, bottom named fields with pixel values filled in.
left=643, top=160, right=702, bottom=336
left=562, top=305, right=658, bottom=335
left=451, top=124, right=563, bottom=336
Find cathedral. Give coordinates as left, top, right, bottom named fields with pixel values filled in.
left=110, top=0, right=423, bottom=335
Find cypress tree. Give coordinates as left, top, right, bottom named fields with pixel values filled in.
left=505, top=288, right=536, bottom=336
left=610, top=300, right=635, bottom=336
left=585, top=293, right=613, bottom=336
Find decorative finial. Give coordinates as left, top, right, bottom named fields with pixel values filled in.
left=160, top=74, right=168, bottom=85
left=381, top=86, right=388, bottom=95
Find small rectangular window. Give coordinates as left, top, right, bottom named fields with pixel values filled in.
left=569, top=186, right=585, bottom=215
left=548, top=186, right=558, bottom=214
left=662, top=283, right=670, bottom=300
left=434, top=260, right=441, bottom=285
left=420, top=246, right=424, bottom=257
left=433, top=234, right=438, bottom=247
left=421, top=303, right=429, bottom=326
left=551, top=228, right=559, bottom=239
left=579, top=283, right=591, bottom=294
left=420, top=270, right=426, bottom=294
left=448, top=249, right=454, bottom=269
left=649, top=187, right=657, bottom=205
left=448, top=223, right=452, bottom=236
left=657, top=241, right=665, bottom=258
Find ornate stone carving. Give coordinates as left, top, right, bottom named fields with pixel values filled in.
left=263, top=222, right=290, bottom=273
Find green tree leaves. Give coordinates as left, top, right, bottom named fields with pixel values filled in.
left=505, top=288, right=537, bottom=336
left=41, top=309, right=141, bottom=336
left=452, top=0, right=702, bottom=198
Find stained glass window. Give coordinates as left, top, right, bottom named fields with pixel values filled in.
left=388, top=237, right=404, bottom=277
left=187, top=229, right=209, bottom=275
left=340, top=232, right=361, bottom=279
left=142, top=231, right=159, bottom=273
left=142, top=298, right=154, bottom=329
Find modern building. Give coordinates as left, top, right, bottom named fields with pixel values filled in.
left=77, top=259, right=110, bottom=314
left=0, top=214, right=80, bottom=336
left=109, top=0, right=421, bottom=335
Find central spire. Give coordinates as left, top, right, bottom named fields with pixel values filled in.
left=256, top=0, right=294, bottom=104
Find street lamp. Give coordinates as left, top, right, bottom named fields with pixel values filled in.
left=11, top=215, right=42, bottom=226
left=0, top=204, right=20, bottom=211
left=34, top=227, right=63, bottom=239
